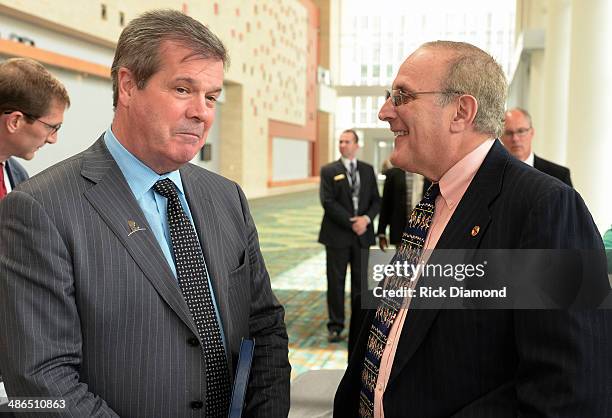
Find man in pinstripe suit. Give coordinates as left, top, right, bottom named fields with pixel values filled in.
left=0, top=10, right=289, bottom=418
left=335, top=41, right=611, bottom=417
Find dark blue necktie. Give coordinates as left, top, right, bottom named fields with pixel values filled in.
left=154, top=179, right=230, bottom=417
left=359, top=183, right=440, bottom=418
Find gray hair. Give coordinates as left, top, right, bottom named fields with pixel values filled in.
left=422, top=41, right=507, bottom=138
left=111, top=9, right=229, bottom=108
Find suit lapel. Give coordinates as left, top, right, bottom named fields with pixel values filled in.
left=533, top=154, right=542, bottom=171
left=388, top=140, right=508, bottom=385
left=5, top=159, right=15, bottom=188
left=5, top=158, right=22, bottom=188
left=334, top=159, right=352, bottom=202
left=81, top=137, right=199, bottom=337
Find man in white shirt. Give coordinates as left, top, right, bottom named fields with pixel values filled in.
left=318, top=129, right=380, bottom=357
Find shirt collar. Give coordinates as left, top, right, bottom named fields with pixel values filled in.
left=437, top=138, right=496, bottom=210
left=341, top=156, right=357, bottom=171
left=523, top=152, right=535, bottom=167
left=104, top=127, right=184, bottom=200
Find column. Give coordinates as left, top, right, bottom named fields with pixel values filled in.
left=566, top=0, right=612, bottom=233
left=538, top=0, right=571, bottom=163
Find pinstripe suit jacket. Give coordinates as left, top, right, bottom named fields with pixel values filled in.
left=334, top=140, right=612, bottom=417
left=0, top=138, right=290, bottom=417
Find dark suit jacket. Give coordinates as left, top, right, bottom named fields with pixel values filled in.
left=334, top=141, right=611, bottom=417
left=0, top=138, right=290, bottom=417
left=534, top=154, right=572, bottom=186
left=5, top=157, right=29, bottom=187
left=377, top=167, right=407, bottom=245
left=318, top=159, right=380, bottom=248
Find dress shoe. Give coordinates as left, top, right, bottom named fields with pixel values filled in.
left=328, top=330, right=342, bottom=343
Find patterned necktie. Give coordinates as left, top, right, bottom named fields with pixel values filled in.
left=153, top=178, right=230, bottom=418
left=404, top=171, right=413, bottom=220
left=359, top=183, right=440, bottom=418
left=0, top=162, right=8, bottom=200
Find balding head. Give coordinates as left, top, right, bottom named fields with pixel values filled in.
left=502, top=108, right=534, bottom=161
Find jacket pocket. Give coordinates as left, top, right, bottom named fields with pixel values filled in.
left=227, top=248, right=248, bottom=288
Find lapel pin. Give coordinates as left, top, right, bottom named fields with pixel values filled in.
left=128, top=220, right=146, bottom=236
left=471, top=225, right=480, bottom=237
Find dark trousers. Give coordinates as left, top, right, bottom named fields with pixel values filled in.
left=325, top=240, right=368, bottom=358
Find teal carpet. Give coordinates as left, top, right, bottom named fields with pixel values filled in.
left=249, top=189, right=349, bottom=378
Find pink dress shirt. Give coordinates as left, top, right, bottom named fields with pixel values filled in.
left=373, top=139, right=495, bottom=418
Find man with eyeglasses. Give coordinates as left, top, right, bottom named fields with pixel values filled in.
left=0, top=58, right=69, bottom=200
left=502, top=107, right=572, bottom=186
left=0, top=11, right=290, bottom=417
left=334, top=41, right=610, bottom=418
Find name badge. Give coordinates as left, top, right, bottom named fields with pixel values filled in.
left=334, top=173, right=346, bottom=181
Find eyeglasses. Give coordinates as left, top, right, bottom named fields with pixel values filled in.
left=384, top=89, right=464, bottom=106
left=502, top=127, right=531, bottom=137
left=3, top=110, right=62, bottom=136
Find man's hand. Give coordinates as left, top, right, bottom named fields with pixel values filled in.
left=378, top=235, right=388, bottom=251
left=350, top=216, right=369, bottom=236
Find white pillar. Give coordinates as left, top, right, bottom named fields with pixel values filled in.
left=566, top=0, right=612, bottom=234
left=527, top=51, right=546, bottom=141
left=538, top=0, right=571, bottom=163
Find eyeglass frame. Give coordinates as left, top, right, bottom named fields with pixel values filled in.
left=2, top=110, right=62, bottom=136
left=384, top=88, right=465, bottom=107
left=502, top=127, right=532, bottom=138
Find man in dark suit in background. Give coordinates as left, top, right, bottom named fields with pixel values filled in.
left=318, top=129, right=380, bottom=356
left=335, top=41, right=610, bottom=417
left=502, top=107, right=573, bottom=186
left=0, top=58, right=69, bottom=199
left=377, top=167, right=408, bottom=250
left=377, top=167, right=427, bottom=251
left=0, top=10, right=289, bottom=417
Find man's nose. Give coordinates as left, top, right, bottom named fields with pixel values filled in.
left=187, top=96, right=211, bottom=121
left=378, top=99, right=395, bottom=122
left=46, top=131, right=59, bottom=144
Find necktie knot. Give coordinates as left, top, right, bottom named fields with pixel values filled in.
left=423, top=182, right=440, bottom=202
left=153, top=178, right=178, bottom=200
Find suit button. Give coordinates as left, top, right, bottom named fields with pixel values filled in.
left=187, top=337, right=200, bottom=347
left=190, top=400, right=204, bottom=409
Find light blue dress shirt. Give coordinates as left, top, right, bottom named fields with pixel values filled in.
left=104, top=128, right=226, bottom=347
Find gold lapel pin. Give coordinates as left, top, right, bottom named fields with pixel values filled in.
left=128, top=220, right=146, bottom=236
left=471, top=225, right=480, bottom=237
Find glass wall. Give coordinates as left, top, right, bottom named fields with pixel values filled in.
left=337, top=0, right=516, bottom=129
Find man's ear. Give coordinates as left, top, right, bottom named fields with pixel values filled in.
left=116, top=67, right=137, bottom=108
left=450, top=94, right=478, bottom=133
left=4, top=112, right=24, bottom=134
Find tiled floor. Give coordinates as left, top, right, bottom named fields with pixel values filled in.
left=249, top=189, right=349, bottom=379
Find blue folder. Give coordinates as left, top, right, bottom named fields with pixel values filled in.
left=228, top=338, right=255, bottom=418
